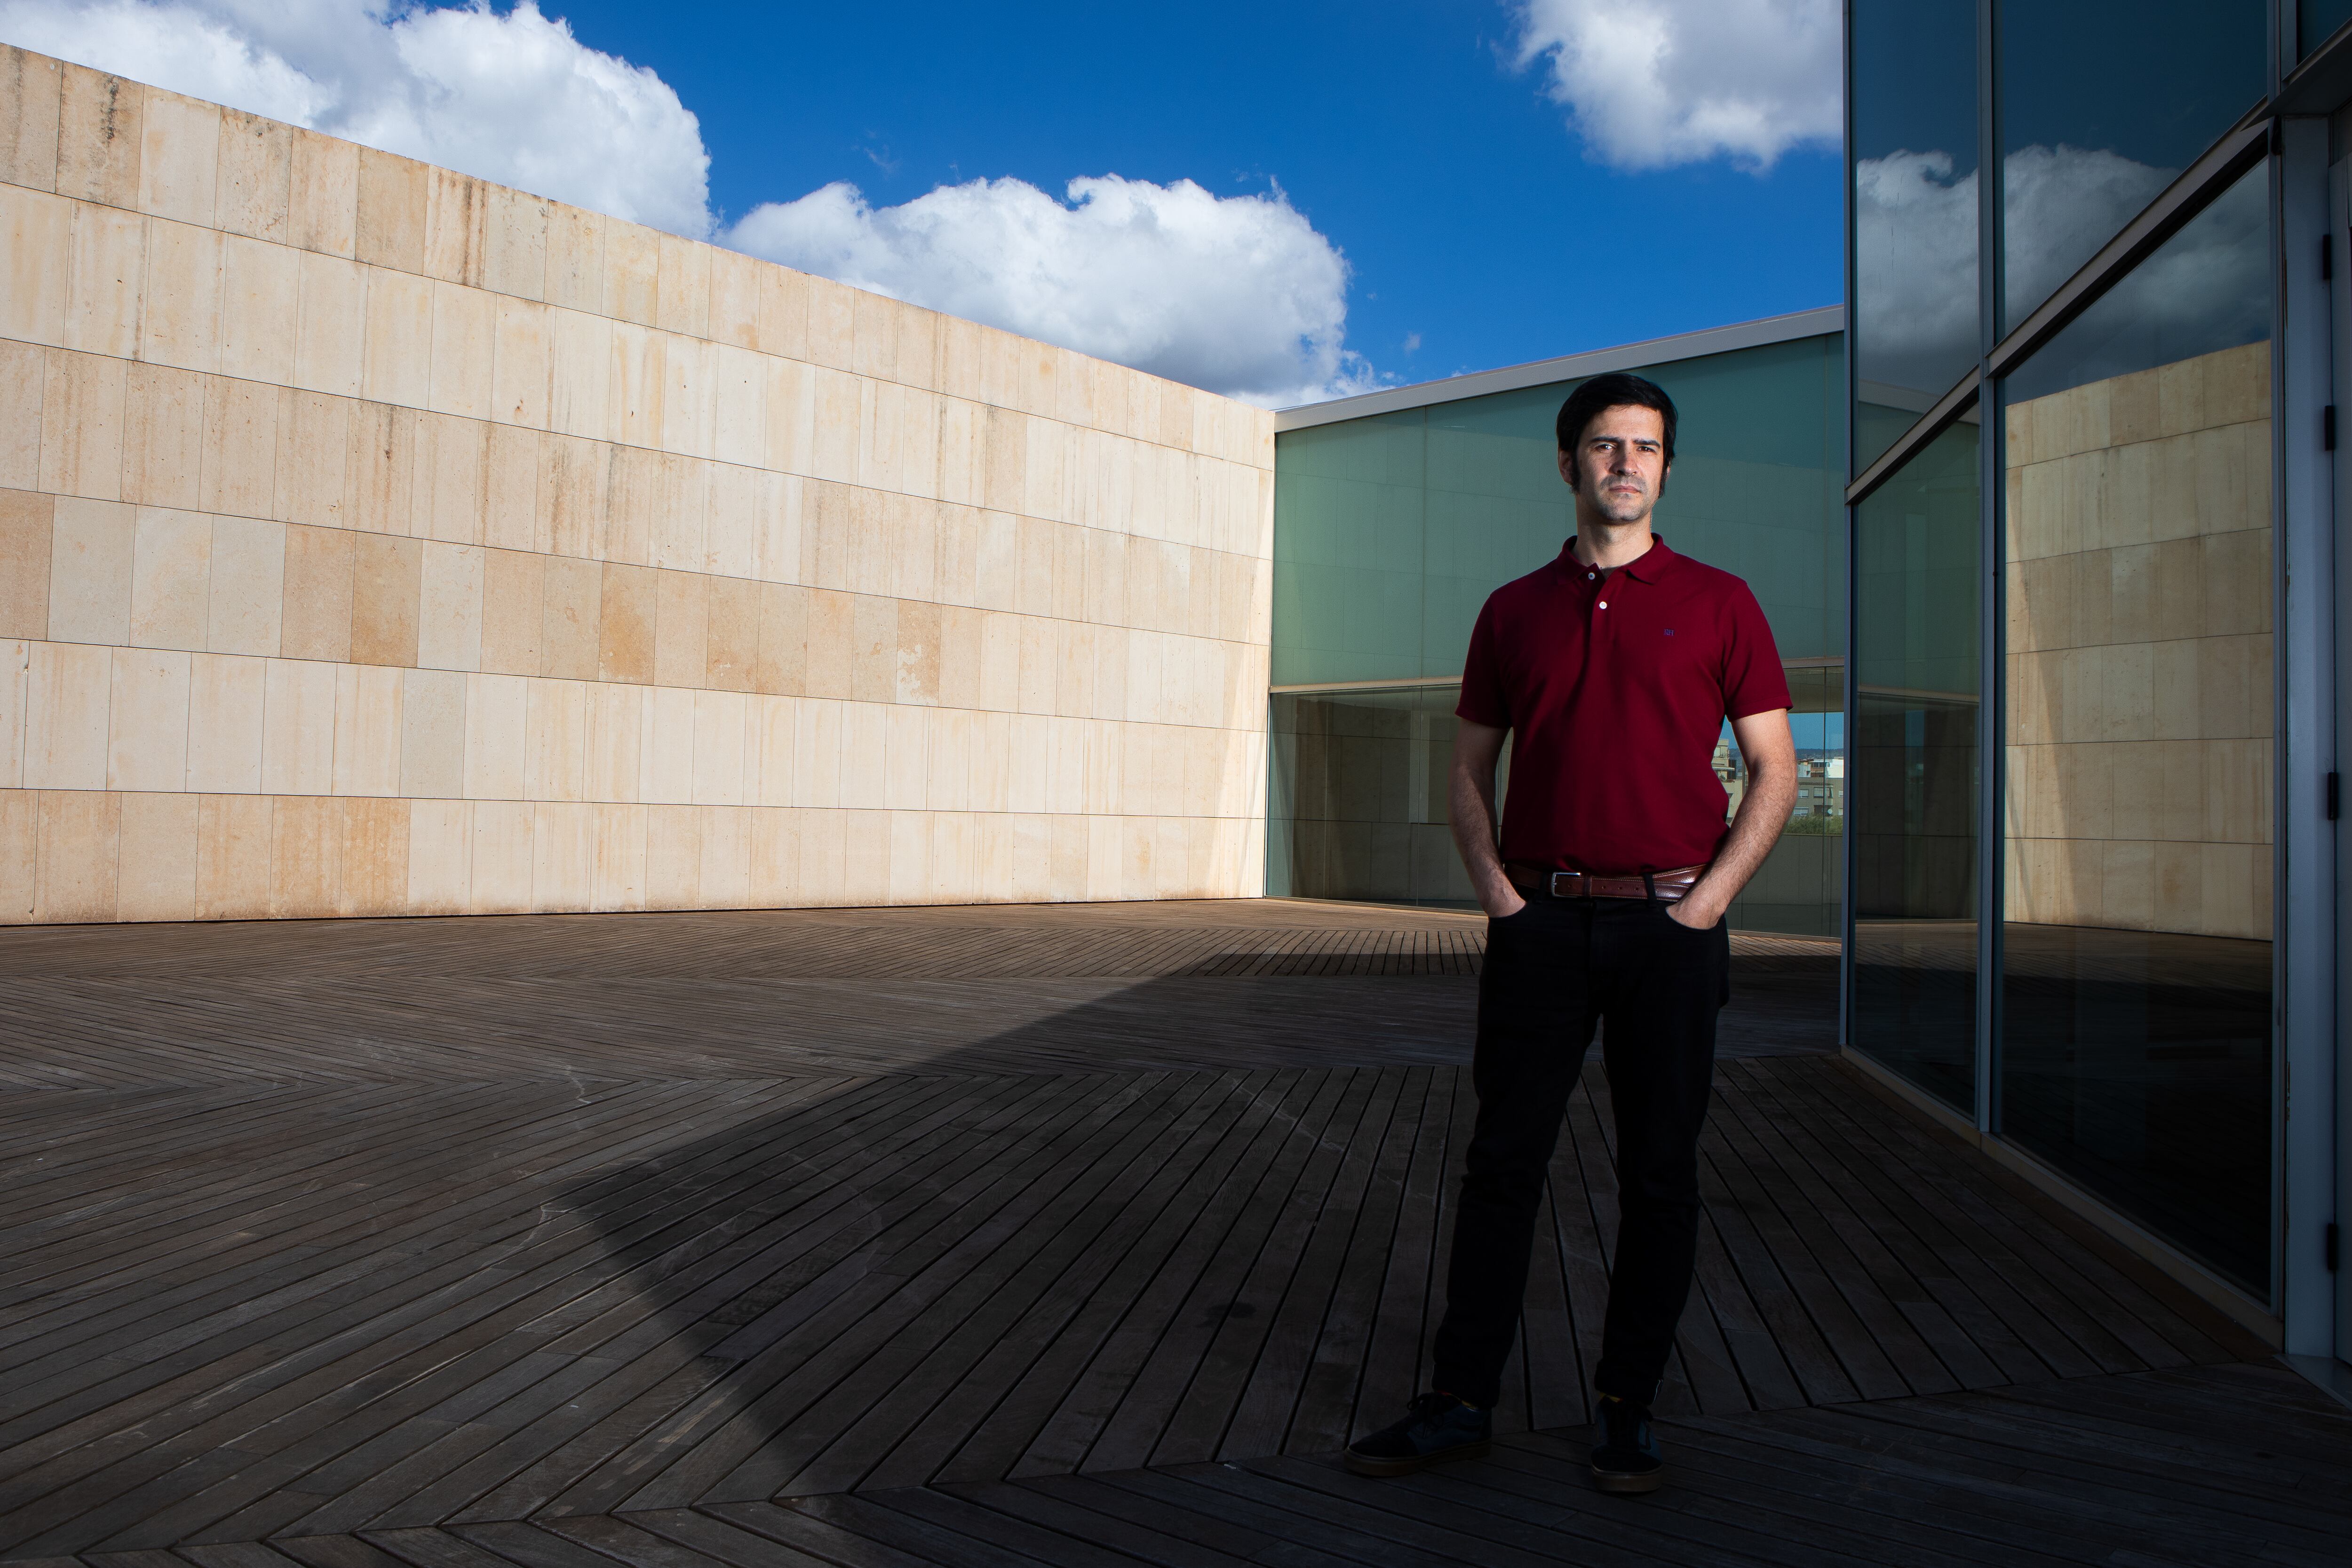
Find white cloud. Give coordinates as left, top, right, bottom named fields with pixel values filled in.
left=1510, top=0, right=1838, bottom=170
left=730, top=176, right=1375, bottom=408
left=0, top=1, right=1375, bottom=402
left=0, top=0, right=711, bottom=236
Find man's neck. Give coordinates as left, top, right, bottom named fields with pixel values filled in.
left=1571, top=517, right=1656, bottom=572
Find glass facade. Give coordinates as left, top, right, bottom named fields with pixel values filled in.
left=1996, top=162, right=2275, bottom=1296
left=1273, top=334, right=1845, bottom=688
left=1848, top=2, right=2301, bottom=1313
left=1851, top=0, right=1979, bottom=471
left=1994, top=2, right=2266, bottom=334
left=1851, top=420, right=1981, bottom=1111
left=1269, top=332, right=1847, bottom=929
left=2305, top=0, right=2352, bottom=56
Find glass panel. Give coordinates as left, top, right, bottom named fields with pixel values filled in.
left=1997, top=164, right=2274, bottom=1300
left=1996, top=1, right=2266, bottom=334
left=1851, top=0, right=1979, bottom=473
left=1267, top=684, right=1483, bottom=907
left=1270, top=332, right=1846, bottom=688
left=2303, top=0, right=2352, bottom=57
left=1271, top=664, right=1846, bottom=935
left=1721, top=665, right=1846, bottom=937
left=1269, top=411, right=1427, bottom=689
left=1852, top=420, right=1981, bottom=1112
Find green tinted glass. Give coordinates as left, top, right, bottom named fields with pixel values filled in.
left=1271, top=334, right=1844, bottom=687
left=1851, top=418, right=1981, bottom=1112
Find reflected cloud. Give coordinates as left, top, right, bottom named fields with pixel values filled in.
left=1856, top=142, right=2258, bottom=406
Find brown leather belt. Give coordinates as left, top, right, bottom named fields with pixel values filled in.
left=1506, top=862, right=1706, bottom=903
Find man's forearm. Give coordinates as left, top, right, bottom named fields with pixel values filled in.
left=1683, top=760, right=1796, bottom=921
left=1449, top=768, right=1505, bottom=884
left=1448, top=763, right=1519, bottom=912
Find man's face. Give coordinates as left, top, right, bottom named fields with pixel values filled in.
left=1557, top=404, right=1669, bottom=525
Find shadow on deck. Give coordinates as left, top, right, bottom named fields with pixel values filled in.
left=0, top=899, right=2338, bottom=1567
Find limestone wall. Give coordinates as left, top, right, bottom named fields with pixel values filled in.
left=0, top=47, right=1274, bottom=921
left=2002, top=341, right=2271, bottom=940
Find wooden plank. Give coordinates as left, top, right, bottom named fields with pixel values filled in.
left=926, top=1478, right=1261, bottom=1568
left=789, top=1075, right=1243, bottom=1493
left=889, top=1074, right=1277, bottom=1488
left=701, top=1073, right=1215, bottom=1497
left=1349, top=1068, right=1454, bottom=1437
left=1005, top=1073, right=1325, bottom=1475
left=1275, top=1065, right=1431, bottom=1454
left=1215, top=1068, right=1410, bottom=1460
left=1088, top=1073, right=1361, bottom=1469
left=697, top=1500, right=946, bottom=1568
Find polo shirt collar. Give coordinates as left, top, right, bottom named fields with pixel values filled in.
left=1557, top=533, right=1679, bottom=583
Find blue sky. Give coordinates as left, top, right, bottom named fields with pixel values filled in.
left=0, top=0, right=1845, bottom=403
left=541, top=0, right=1843, bottom=387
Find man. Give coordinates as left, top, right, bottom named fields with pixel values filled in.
left=1344, top=373, right=1795, bottom=1494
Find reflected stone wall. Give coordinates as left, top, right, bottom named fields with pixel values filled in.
left=1271, top=676, right=1843, bottom=935
left=2002, top=342, right=2272, bottom=939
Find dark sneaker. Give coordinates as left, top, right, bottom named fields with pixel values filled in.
left=1343, top=1392, right=1492, bottom=1476
left=1590, top=1395, right=1664, bottom=1493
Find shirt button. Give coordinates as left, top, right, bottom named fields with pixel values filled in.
left=1587, top=572, right=1595, bottom=579
left=1598, top=600, right=1608, bottom=609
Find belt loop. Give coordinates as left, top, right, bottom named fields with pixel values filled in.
left=1641, top=870, right=1657, bottom=903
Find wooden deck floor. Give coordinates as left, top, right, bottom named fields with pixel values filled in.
left=0, top=899, right=2340, bottom=1567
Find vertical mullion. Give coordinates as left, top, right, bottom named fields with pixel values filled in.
left=1974, top=0, right=2002, bottom=1134
left=1840, top=0, right=1857, bottom=1051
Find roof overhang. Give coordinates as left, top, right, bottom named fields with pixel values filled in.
left=1272, top=305, right=1845, bottom=433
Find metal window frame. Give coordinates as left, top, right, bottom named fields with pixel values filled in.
left=1975, top=0, right=2003, bottom=1135
left=1842, top=0, right=1858, bottom=1054
left=2277, top=112, right=2337, bottom=1349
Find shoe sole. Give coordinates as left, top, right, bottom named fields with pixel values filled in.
left=1343, top=1439, right=1491, bottom=1477
left=1592, top=1465, right=1664, bottom=1494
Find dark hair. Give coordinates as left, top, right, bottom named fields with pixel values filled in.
left=1555, top=372, right=1677, bottom=471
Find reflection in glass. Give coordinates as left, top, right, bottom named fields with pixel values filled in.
left=1270, top=335, right=1845, bottom=689
left=1716, top=666, right=1846, bottom=937
left=2303, top=0, right=2352, bottom=57
left=1995, top=1, right=2266, bottom=334
left=1851, top=0, right=1978, bottom=472
left=1268, top=685, right=1477, bottom=906
left=1852, top=422, right=1980, bottom=1111
left=1271, top=666, right=1846, bottom=936
left=1997, top=169, right=2274, bottom=1299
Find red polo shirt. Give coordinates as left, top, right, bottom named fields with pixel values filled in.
left=1455, top=535, right=1789, bottom=876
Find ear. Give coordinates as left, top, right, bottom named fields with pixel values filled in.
left=1556, top=446, right=1579, bottom=492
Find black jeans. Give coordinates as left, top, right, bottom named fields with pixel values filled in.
left=1430, top=892, right=1729, bottom=1409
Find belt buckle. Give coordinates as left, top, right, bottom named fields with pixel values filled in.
left=1549, top=871, right=1575, bottom=899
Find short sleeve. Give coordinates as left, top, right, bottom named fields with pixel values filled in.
left=1454, top=597, right=1512, bottom=728
left=1719, top=585, right=1791, bottom=719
